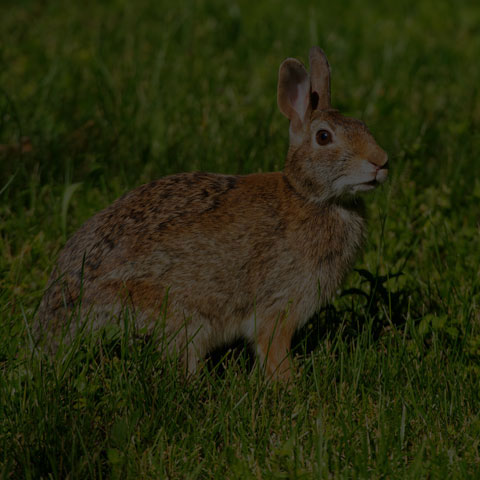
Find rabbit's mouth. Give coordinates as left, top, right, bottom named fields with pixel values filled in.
left=334, top=165, right=388, bottom=195
left=356, top=169, right=388, bottom=192
left=364, top=179, right=378, bottom=187
left=354, top=180, right=378, bottom=192
left=361, top=167, right=388, bottom=189
left=375, top=167, right=388, bottom=184
left=358, top=161, right=388, bottom=189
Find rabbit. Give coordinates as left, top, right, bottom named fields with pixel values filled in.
left=35, top=46, right=388, bottom=381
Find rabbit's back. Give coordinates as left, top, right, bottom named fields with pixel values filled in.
left=38, top=172, right=243, bottom=322
left=37, top=173, right=286, bottom=334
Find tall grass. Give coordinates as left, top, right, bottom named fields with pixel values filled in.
left=1, top=0, right=479, bottom=477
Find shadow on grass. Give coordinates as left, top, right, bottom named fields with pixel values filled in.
left=206, top=268, right=413, bottom=378
left=293, top=267, right=412, bottom=354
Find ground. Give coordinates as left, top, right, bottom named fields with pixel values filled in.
left=0, top=0, right=479, bottom=477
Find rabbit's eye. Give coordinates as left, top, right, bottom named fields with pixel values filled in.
left=316, top=130, right=332, bottom=146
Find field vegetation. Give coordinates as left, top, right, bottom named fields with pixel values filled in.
left=1, top=0, right=479, bottom=477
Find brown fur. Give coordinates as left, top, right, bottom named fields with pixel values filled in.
left=36, top=47, right=388, bottom=381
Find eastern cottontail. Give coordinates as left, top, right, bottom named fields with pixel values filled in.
left=36, top=47, right=388, bottom=380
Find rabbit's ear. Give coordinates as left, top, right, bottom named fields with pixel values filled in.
left=277, top=58, right=310, bottom=144
left=309, top=46, right=331, bottom=110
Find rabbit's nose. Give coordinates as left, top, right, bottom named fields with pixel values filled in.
left=371, top=160, right=389, bottom=172
left=377, top=150, right=388, bottom=167
left=368, top=148, right=388, bottom=168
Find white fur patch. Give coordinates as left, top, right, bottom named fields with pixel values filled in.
left=242, top=314, right=258, bottom=341
left=332, top=159, right=378, bottom=195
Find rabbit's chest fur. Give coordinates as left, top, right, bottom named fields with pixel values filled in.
left=278, top=193, right=365, bottom=327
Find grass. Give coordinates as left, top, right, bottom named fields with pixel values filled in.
left=1, top=0, right=480, bottom=477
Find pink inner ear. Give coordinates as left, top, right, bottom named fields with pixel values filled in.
left=291, top=82, right=309, bottom=122
left=288, top=88, right=298, bottom=106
